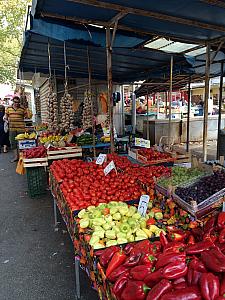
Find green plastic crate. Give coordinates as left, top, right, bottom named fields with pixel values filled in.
left=26, top=167, right=47, bottom=198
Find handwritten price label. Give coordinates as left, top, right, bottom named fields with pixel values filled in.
left=96, top=153, right=107, bottom=165
left=135, top=138, right=150, bottom=148
left=104, top=161, right=116, bottom=176
left=138, top=195, right=150, bottom=217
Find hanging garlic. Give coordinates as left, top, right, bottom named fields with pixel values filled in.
left=47, top=79, right=58, bottom=130
left=59, top=88, right=74, bottom=132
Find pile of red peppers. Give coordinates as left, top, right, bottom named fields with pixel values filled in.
left=95, top=212, right=225, bottom=300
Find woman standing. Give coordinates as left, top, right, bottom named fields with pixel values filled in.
left=0, top=105, right=10, bottom=153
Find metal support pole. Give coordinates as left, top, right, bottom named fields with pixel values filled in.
left=74, top=257, right=81, bottom=299
left=146, top=88, right=150, bottom=140
left=132, top=85, right=136, bottom=135
left=53, top=199, right=58, bottom=227
left=168, top=56, right=173, bottom=145
left=106, top=27, right=114, bottom=153
left=157, top=93, right=160, bottom=120
left=165, top=92, right=168, bottom=118
left=203, top=44, right=211, bottom=162
left=186, top=77, right=191, bottom=152
left=87, top=47, right=96, bottom=158
left=217, top=61, right=224, bottom=159
left=121, top=85, right=125, bottom=135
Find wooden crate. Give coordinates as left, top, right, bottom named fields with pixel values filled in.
left=23, top=157, right=48, bottom=168
left=47, top=146, right=82, bottom=160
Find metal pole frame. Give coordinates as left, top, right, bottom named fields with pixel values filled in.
left=132, top=84, right=136, bottom=135
left=121, top=85, right=125, bottom=135
left=186, top=77, right=191, bottom=152
left=203, top=44, right=211, bottom=162
left=146, top=88, right=150, bottom=140
left=168, top=56, right=173, bottom=146
left=106, top=27, right=115, bottom=153
left=87, top=46, right=96, bottom=158
left=217, top=61, right=224, bottom=159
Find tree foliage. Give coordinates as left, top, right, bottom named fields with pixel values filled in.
left=0, top=0, right=30, bottom=84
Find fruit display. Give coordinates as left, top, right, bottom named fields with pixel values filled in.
left=158, top=166, right=206, bottom=188
left=35, top=123, right=48, bottom=131
left=47, top=80, right=58, bottom=130
left=15, top=132, right=36, bottom=140
left=39, top=134, right=68, bottom=147
left=59, top=91, right=74, bottom=131
left=138, top=148, right=173, bottom=163
left=77, top=134, right=97, bottom=146
left=23, top=146, right=47, bottom=158
left=50, top=158, right=170, bottom=211
left=95, top=212, right=225, bottom=300
left=175, top=170, right=225, bottom=204
left=77, top=201, right=165, bottom=249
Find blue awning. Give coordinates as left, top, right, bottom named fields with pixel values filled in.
left=29, top=15, right=150, bottom=47
left=31, top=0, right=225, bottom=44
left=19, top=31, right=193, bottom=83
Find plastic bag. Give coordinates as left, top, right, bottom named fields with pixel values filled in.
left=4, top=121, right=8, bottom=133
left=16, top=158, right=25, bottom=175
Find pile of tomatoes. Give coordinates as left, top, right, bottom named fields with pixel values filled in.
left=23, top=146, right=47, bottom=158
left=138, top=148, right=172, bottom=162
left=50, top=158, right=170, bottom=211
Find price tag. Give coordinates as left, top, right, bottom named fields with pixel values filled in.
left=104, top=161, right=116, bottom=176
left=138, top=195, right=150, bottom=217
left=96, top=153, right=107, bottom=165
left=135, top=138, right=150, bottom=148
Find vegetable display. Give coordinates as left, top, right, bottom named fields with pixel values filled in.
left=77, top=201, right=165, bottom=249
left=175, top=170, right=225, bottom=204
left=23, top=146, right=47, bottom=158
left=50, top=158, right=170, bottom=211
left=95, top=212, right=225, bottom=300
left=158, top=166, right=205, bottom=188
left=138, top=148, right=172, bottom=162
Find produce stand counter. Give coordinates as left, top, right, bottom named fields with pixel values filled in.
left=46, top=156, right=225, bottom=300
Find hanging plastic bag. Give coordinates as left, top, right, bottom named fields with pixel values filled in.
left=16, top=158, right=25, bottom=175
left=4, top=120, right=8, bottom=133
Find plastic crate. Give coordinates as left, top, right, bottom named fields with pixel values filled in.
left=26, top=167, right=47, bottom=198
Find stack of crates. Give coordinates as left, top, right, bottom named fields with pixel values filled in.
left=26, top=167, right=47, bottom=198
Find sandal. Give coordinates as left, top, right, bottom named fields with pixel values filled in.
left=10, top=158, right=19, bottom=163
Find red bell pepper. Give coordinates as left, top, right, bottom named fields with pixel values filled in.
left=99, top=246, right=120, bottom=267
left=147, top=218, right=156, bottom=226
left=216, top=297, right=225, bottom=300
left=187, top=235, right=195, bottom=245
left=200, top=273, right=220, bottom=300
left=160, top=231, right=168, bottom=248
left=174, top=282, right=188, bottom=290
left=218, top=212, right=225, bottom=229
left=168, top=231, right=187, bottom=242
left=130, top=265, right=152, bottom=281
left=187, top=268, right=202, bottom=286
left=121, top=280, right=150, bottom=300
left=191, top=227, right=204, bottom=242
left=186, top=240, right=213, bottom=254
left=107, top=265, right=130, bottom=282
left=106, top=249, right=126, bottom=277
left=160, top=287, right=201, bottom=300
left=123, top=253, right=142, bottom=268
left=220, top=274, right=225, bottom=297
left=173, top=277, right=186, bottom=285
left=201, top=250, right=225, bottom=273
left=219, top=228, right=225, bottom=244
left=112, top=274, right=129, bottom=298
left=204, top=228, right=218, bottom=243
left=204, top=216, right=217, bottom=233
left=146, top=279, right=172, bottom=300
left=164, top=241, right=185, bottom=254
left=130, top=240, right=151, bottom=256
left=144, top=268, right=163, bottom=287
left=94, top=249, right=105, bottom=256
left=189, top=257, right=207, bottom=273
left=155, top=252, right=186, bottom=269
left=123, top=244, right=134, bottom=255
left=163, top=261, right=188, bottom=280
left=150, top=241, right=162, bottom=254
left=140, top=253, right=156, bottom=266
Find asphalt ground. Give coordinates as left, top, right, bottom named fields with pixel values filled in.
left=0, top=152, right=98, bottom=300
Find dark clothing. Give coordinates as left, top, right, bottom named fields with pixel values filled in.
left=0, top=112, right=10, bottom=147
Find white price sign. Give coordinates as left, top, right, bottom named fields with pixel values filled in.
left=104, top=161, right=116, bottom=176
left=135, top=138, right=150, bottom=148
left=223, top=201, right=225, bottom=212
left=138, top=195, right=150, bottom=217
left=96, top=153, right=107, bottom=165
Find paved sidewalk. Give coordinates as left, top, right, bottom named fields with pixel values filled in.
left=0, top=152, right=98, bottom=300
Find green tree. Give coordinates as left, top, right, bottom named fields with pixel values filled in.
left=0, top=0, right=30, bottom=83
